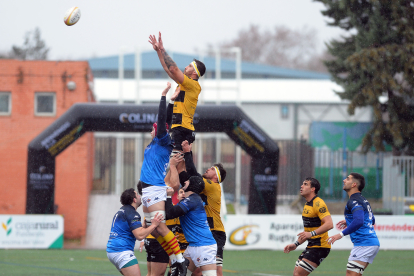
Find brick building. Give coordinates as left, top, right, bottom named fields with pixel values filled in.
left=0, top=60, right=95, bottom=239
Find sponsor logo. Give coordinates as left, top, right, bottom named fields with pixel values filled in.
left=315, top=201, right=320, bottom=207
left=41, top=121, right=71, bottom=149
left=130, top=254, right=134, bottom=257
left=147, top=199, right=151, bottom=203
left=203, top=258, right=208, bottom=261
left=353, top=254, right=357, bottom=257
left=2, top=217, right=12, bottom=236
left=319, top=207, right=327, bottom=213
left=239, top=120, right=266, bottom=143
left=155, top=197, right=159, bottom=201
left=197, top=257, right=200, bottom=262
left=229, top=225, right=260, bottom=246
left=119, top=113, right=157, bottom=124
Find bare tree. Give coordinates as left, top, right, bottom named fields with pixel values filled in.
left=8, top=27, right=49, bottom=60
left=208, top=24, right=329, bottom=72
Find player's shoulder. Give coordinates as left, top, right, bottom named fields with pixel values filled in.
left=313, top=196, right=329, bottom=213
left=123, top=205, right=140, bottom=218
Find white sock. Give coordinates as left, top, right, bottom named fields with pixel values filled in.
left=169, top=254, right=177, bottom=264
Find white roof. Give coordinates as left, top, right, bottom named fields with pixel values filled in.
left=93, top=78, right=346, bottom=104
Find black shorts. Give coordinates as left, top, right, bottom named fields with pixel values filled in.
left=170, top=127, right=195, bottom=150
left=212, top=230, right=226, bottom=260
left=144, top=238, right=169, bottom=264
left=298, top=247, right=330, bottom=266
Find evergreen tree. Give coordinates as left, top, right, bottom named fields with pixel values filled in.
left=315, top=0, right=414, bottom=155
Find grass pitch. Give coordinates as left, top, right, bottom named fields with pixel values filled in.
left=0, top=249, right=413, bottom=276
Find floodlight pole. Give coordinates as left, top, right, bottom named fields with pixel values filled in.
left=233, top=47, right=242, bottom=214
left=116, top=48, right=126, bottom=195
left=135, top=46, right=143, bottom=187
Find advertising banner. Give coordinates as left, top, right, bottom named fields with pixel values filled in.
left=224, top=215, right=414, bottom=250
left=0, top=215, right=64, bottom=249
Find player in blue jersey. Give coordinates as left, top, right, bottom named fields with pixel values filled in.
left=138, top=82, right=188, bottom=276
left=107, top=188, right=163, bottom=276
left=327, top=173, right=380, bottom=276
left=165, top=163, right=218, bottom=276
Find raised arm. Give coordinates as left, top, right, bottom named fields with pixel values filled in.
left=182, top=141, right=202, bottom=177
left=156, top=82, right=171, bottom=138
left=148, top=32, right=184, bottom=84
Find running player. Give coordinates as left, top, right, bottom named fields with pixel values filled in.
left=148, top=32, right=206, bottom=153
left=138, top=83, right=187, bottom=276
left=106, top=188, right=163, bottom=276
left=284, top=178, right=333, bottom=276
left=181, top=140, right=226, bottom=276
left=165, top=173, right=217, bottom=276
left=327, top=173, right=380, bottom=276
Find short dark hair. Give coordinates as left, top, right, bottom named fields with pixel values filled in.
left=213, top=163, right=226, bottom=182
left=120, top=188, right=136, bottom=205
left=350, top=172, right=365, bottom=192
left=304, top=177, right=320, bottom=194
left=194, top=59, right=206, bottom=77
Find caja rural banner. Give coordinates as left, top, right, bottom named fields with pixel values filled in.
left=224, top=215, right=414, bottom=250
left=0, top=215, right=64, bottom=249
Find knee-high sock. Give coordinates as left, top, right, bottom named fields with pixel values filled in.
left=163, top=231, right=184, bottom=262
left=156, top=235, right=176, bottom=263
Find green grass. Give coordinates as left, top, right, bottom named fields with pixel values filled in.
left=0, top=249, right=413, bottom=276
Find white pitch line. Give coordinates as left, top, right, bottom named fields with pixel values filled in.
left=253, top=273, right=285, bottom=276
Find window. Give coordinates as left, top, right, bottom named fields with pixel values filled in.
left=35, top=92, right=56, bottom=116
left=0, top=92, right=11, bottom=115
left=281, top=104, right=289, bottom=119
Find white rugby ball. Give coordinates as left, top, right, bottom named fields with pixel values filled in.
left=63, top=7, right=81, bottom=26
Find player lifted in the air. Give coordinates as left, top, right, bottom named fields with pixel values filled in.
left=328, top=173, right=380, bottom=276
left=137, top=83, right=188, bottom=276
left=148, top=32, right=206, bottom=156
left=284, top=178, right=333, bottom=276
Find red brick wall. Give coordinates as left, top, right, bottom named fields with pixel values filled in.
left=0, top=60, right=95, bottom=239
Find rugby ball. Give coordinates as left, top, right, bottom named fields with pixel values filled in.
left=64, top=7, right=81, bottom=26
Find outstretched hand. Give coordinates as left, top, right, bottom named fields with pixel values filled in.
left=162, top=82, right=172, bottom=96
left=148, top=34, right=160, bottom=51
left=148, top=32, right=165, bottom=52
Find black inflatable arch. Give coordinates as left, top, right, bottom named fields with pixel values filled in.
left=26, top=103, right=279, bottom=214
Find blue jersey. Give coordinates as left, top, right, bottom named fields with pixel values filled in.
left=106, top=205, right=142, bottom=253
left=345, top=193, right=380, bottom=246
left=140, top=133, right=173, bottom=186
left=176, top=194, right=216, bottom=247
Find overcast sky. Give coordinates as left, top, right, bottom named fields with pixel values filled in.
left=0, top=0, right=347, bottom=60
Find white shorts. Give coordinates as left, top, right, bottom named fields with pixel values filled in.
left=183, top=244, right=217, bottom=268
left=348, top=246, right=380, bottom=264
left=107, top=250, right=137, bottom=271
left=142, top=185, right=167, bottom=208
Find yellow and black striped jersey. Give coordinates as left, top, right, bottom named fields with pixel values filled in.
left=172, top=75, right=201, bottom=131
left=200, top=178, right=225, bottom=232
left=302, top=196, right=331, bottom=249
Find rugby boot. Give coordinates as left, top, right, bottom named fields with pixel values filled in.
left=177, top=258, right=189, bottom=276
left=170, top=262, right=178, bottom=276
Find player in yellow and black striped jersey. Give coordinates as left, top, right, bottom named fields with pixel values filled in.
left=181, top=140, right=227, bottom=276
left=284, top=178, right=333, bottom=276
left=149, top=32, right=206, bottom=151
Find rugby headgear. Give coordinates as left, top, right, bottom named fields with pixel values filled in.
left=153, top=122, right=169, bottom=134
left=186, top=176, right=205, bottom=194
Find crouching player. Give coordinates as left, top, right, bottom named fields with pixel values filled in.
left=107, top=188, right=163, bottom=276
left=165, top=174, right=217, bottom=276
